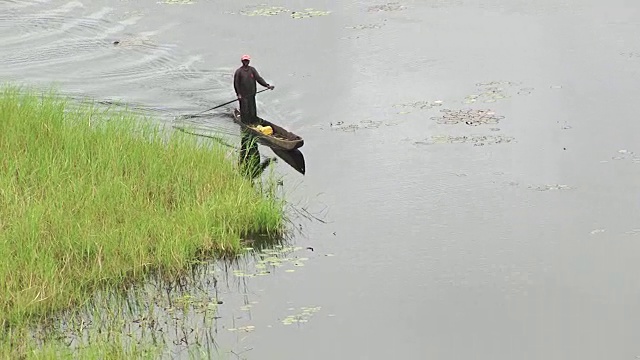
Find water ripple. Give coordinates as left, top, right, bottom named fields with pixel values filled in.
left=0, top=0, right=247, bottom=134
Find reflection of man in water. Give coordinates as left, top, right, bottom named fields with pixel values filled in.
left=233, top=54, right=274, bottom=125
left=239, top=132, right=276, bottom=180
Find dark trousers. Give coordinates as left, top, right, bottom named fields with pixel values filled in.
left=239, top=95, right=257, bottom=125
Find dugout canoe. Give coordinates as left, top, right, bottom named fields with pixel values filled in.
left=232, top=108, right=304, bottom=150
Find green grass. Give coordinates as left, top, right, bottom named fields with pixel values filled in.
left=0, top=84, right=286, bottom=358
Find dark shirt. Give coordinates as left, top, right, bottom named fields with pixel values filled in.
left=234, top=65, right=269, bottom=97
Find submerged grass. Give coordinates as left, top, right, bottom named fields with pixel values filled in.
left=0, top=84, right=286, bottom=357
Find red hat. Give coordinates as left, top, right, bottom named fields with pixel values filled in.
left=241, top=54, right=251, bottom=61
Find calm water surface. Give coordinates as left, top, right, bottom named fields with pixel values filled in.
left=2, top=0, right=640, bottom=358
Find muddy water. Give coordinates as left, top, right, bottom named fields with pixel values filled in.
left=3, top=0, right=640, bottom=358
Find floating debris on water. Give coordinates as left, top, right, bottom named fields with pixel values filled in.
left=517, top=87, right=535, bottom=95
left=590, top=229, right=606, bottom=235
left=611, top=149, right=640, bottom=162
left=326, top=119, right=387, bottom=131
left=620, top=52, right=640, bottom=58
left=346, top=21, right=387, bottom=30
left=281, top=306, right=322, bottom=325
left=463, top=81, right=531, bottom=104
left=527, top=184, right=572, bottom=191
left=231, top=245, right=311, bottom=277
left=109, top=35, right=157, bottom=48
left=466, top=83, right=507, bottom=103
left=393, top=100, right=444, bottom=112
left=476, top=81, right=522, bottom=87
left=625, top=229, right=640, bottom=235
left=415, top=134, right=515, bottom=146
left=239, top=5, right=289, bottom=16
left=431, top=108, right=505, bottom=126
left=158, top=0, right=194, bottom=3
left=234, top=5, right=330, bottom=18
left=292, top=8, right=332, bottom=18
left=229, top=325, right=256, bottom=332
left=368, top=2, right=406, bottom=11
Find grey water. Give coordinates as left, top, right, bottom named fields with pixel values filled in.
left=3, top=0, right=640, bottom=358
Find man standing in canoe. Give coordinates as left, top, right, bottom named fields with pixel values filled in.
left=234, top=54, right=274, bottom=125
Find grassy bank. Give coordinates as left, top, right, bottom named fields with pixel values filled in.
left=0, top=85, right=285, bottom=357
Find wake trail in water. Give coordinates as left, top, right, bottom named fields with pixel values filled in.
left=0, top=0, right=241, bottom=138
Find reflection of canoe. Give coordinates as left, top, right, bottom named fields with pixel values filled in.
left=232, top=108, right=304, bottom=150
left=272, top=148, right=305, bottom=175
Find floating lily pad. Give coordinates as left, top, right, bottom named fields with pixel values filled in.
left=462, top=81, right=530, bottom=104
left=281, top=306, right=321, bottom=325
left=292, top=9, right=331, bottom=18
left=517, top=89, right=533, bottom=95
left=240, top=5, right=290, bottom=16
left=328, top=119, right=385, bottom=132
left=232, top=244, right=314, bottom=277
left=158, top=0, right=194, bottom=4
left=415, top=134, right=515, bottom=146
left=527, top=184, right=572, bottom=191
left=431, top=108, right=504, bottom=126
left=346, top=21, right=386, bottom=30
left=611, top=149, right=639, bottom=162
left=236, top=5, right=330, bottom=18
left=368, top=2, right=406, bottom=11
left=393, top=100, right=442, bottom=110
left=229, top=325, right=256, bottom=332
left=620, top=52, right=640, bottom=58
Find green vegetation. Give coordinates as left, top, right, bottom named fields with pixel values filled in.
left=0, top=84, right=286, bottom=357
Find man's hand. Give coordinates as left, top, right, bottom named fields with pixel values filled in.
left=268, top=85, right=275, bottom=90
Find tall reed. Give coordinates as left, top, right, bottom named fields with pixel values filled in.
left=0, top=85, right=285, bottom=356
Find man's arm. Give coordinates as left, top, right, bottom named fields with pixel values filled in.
left=233, top=69, right=241, bottom=97
left=252, top=68, right=270, bottom=88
